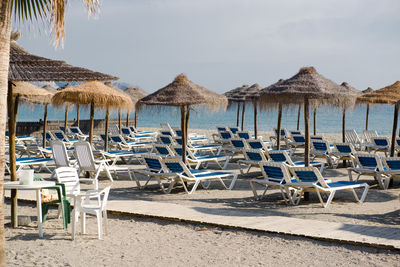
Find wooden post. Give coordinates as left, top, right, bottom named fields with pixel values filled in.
left=342, top=108, right=346, bottom=143
left=390, top=102, right=399, bottom=157
left=241, top=102, right=246, bottom=130
left=43, top=104, right=48, bottom=148
left=126, top=111, right=130, bottom=127
left=64, top=105, right=68, bottom=133
left=236, top=102, right=240, bottom=127
left=253, top=101, right=258, bottom=139
left=180, top=106, right=187, bottom=164
left=76, top=104, right=80, bottom=128
left=118, top=109, right=122, bottom=134
left=297, top=105, right=301, bottom=130
left=365, top=104, right=369, bottom=131
left=104, top=107, right=110, bottom=151
left=134, top=112, right=138, bottom=128
left=304, top=98, right=310, bottom=167
left=277, top=103, right=282, bottom=150
left=185, top=105, right=190, bottom=141
left=89, top=102, right=94, bottom=145
left=7, top=81, right=18, bottom=228
left=313, top=107, right=316, bottom=136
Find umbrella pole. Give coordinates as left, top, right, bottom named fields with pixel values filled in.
left=342, top=108, right=346, bottom=143
left=134, top=111, right=138, bottom=128
left=126, top=111, right=130, bottom=127
left=254, top=102, right=258, bottom=139
left=313, top=107, right=316, bottom=136
left=390, top=103, right=399, bottom=157
left=105, top=107, right=110, bottom=151
left=277, top=103, right=282, bottom=150
left=304, top=98, right=310, bottom=167
left=180, top=106, right=187, bottom=164
left=76, top=104, right=80, bottom=128
left=365, top=104, right=369, bottom=131
left=89, top=102, right=94, bottom=145
left=236, top=102, right=240, bottom=127
left=43, top=104, right=48, bottom=148
left=241, top=102, right=246, bottom=130
left=297, top=105, right=301, bottom=130
left=185, top=105, right=190, bottom=141
left=7, top=81, right=18, bottom=228
left=64, top=106, right=68, bottom=134
left=118, top=109, right=122, bottom=135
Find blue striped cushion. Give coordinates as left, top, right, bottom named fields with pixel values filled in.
left=238, top=133, right=250, bottom=139
left=270, top=153, right=286, bottom=162
left=359, top=157, right=377, bottom=167
left=247, top=152, right=262, bottom=161
left=145, top=158, right=162, bottom=170
left=294, top=170, right=318, bottom=182
left=165, top=162, right=184, bottom=172
left=313, top=142, right=327, bottom=151
left=263, top=165, right=283, bottom=179
left=248, top=141, right=262, bottom=149
left=386, top=160, right=400, bottom=170
left=336, top=145, right=351, bottom=153
left=375, top=139, right=388, bottom=146
left=231, top=140, right=245, bottom=148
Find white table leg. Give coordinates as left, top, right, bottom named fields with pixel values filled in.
left=36, top=189, right=43, bottom=238
left=71, top=198, right=77, bottom=240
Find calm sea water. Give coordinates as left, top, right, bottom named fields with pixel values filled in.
left=17, top=103, right=396, bottom=135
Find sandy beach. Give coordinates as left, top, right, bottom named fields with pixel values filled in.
left=4, top=128, right=400, bottom=266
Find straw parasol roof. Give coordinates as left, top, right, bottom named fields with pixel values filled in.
left=125, top=87, right=148, bottom=104
left=12, top=82, right=54, bottom=104
left=52, top=81, right=133, bottom=109
left=137, top=74, right=227, bottom=110
left=357, top=81, right=400, bottom=104
left=42, top=84, right=58, bottom=94
left=259, top=67, right=357, bottom=108
left=338, top=82, right=362, bottom=108
left=362, top=87, right=374, bottom=94
left=224, top=84, right=249, bottom=102
left=9, top=33, right=118, bottom=82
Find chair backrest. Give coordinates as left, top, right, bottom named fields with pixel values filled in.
left=51, top=140, right=71, bottom=168
left=69, top=127, right=80, bottom=135
left=55, top=167, right=81, bottom=195
left=243, top=149, right=267, bottom=162
left=53, top=131, right=69, bottom=142
left=109, top=125, right=120, bottom=135
left=230, top=138, right=247, bottom=149
left=73, top=142, right=96, bottom=172
left=163, top=158, right=185, bottom=173
left=396, top=138, right=400, bottom=147
left=333, top=143, right=354, bottom=154
left=143, top=155, right=164, bottom=172
left=159, top=135, right=174, bottom=146
left=363, top=130, right=378, bottom=143
left=174, top=129, right=183, bottom=137
left=273, top=128, right=287, bottom=138
left=237, top=131, right=251, bottom=140
left=266, top=150, right=291, bottom=164
left=100, top=134, right=112, bottom=143
left=289, top=166, right=328, bottom=187
left=372, top=137, right=389, bottom=147
left=59, top=126, right=67, bottom=133
left=310, top=135, right=323, bottom=141
left=311, top=140, right=329, bottom=152
left=247, top=139, right=264, bottom=150
left=174, top=137, right=183, bottom=145
left=121, top=127, right=133, bottom=136
left=292, top=135, right=305, bottom=143
left=354, top=153, right=382, bottom=169
left=216, top=126, right=227, bottom=132
left=220, top=131, right=233, bottom=140
left=229, top=127, right=240, bottom=134
left=382, top=157, right=400, bottom=171
left=260, top=162, right=291, bottom=184
left=290, top=130, right=302, bottom=136
left=44, top=131, right=55, bottom=141
left=110, top=135, right=127, bottom=145
left=345, top=129, right=361, bottom=144
left=160, top=130, right=173, bottom=137
left=153, top=144, right=174, bottom=157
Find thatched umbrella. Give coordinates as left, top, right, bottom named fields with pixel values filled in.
left=41, top=85, right=57, bottom=147
left=358, top=81, right=400, bottom=156
left=7, top=82, right=53, bottom=228
left=260, top=67, right=357, bottom=165
left=52, top=81, right=132, bottom=151
left=339, top=82, right=362, bottom=142
left=124, top=87, right=148, bottom=128
left=137, top=74, right=227, bottom=163
left=224, top=85, right=249, bottom=128
left=260, top=79, right=284, bottom=149
left=361, top=87, right=374, bottom=130
left=7, top=34, right=118, bottom=229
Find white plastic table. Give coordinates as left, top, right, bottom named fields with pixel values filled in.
left=4, top=181, right=55, bottom=238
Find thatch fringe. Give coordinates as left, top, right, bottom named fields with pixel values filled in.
left=13, top=82, right=54, bottom=105
left=357, top=81, right=400, bottom=105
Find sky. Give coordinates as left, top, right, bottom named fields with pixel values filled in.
left=15, top=0, right=400, bottom=94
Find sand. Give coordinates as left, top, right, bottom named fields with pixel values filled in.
left=4, top=128, right=400, bottom=266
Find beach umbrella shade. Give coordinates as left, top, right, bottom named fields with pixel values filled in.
left=224, top=85, right=249, bottom=128
left=259, top=79, right=284, bottom=149
left=124, top=87, right=148, bottom=128
left=260, top=67, right=357, bottom=165
left=339, top=82, right=362, bottom=142
left=137, top=74, right=227, bottom=163
left=357, top=81, right=400, bottom=156
left=7, top=82, right=53, bottom=228
left=52, top=81, right=132, bottom=151
left=361, top=87, right=374, bottom=130
left=7, top=33, right=118, bottom=228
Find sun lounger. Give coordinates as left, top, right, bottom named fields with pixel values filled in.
left=348, top=153, right=385, bottom=187
left=266, top=150, right=325, bottom=173
left=330, top=143, right=356, bottom=168
left=367, top=137, right=390, bottom=156
left=153, top=144, right=176, bottom=157
left=5, top=157, right=53, bottom=174
left=288, top=166, right=369, bottom=208
left=174, top=137, right=221, bottom=155
left=345, top=130, right=366, bottom=150
left=246, top=139, right=272, bottom=151
left=378, top=157, right=400, bottom=190
left=69, top=126, right=90, bottom=140
left=363, top=130, right=378, bottom=144
left=171, top=145, right=230, bottom=169
left=310, top=140, right=337, bottom=168
left=237, top=149, right=267, bottom=174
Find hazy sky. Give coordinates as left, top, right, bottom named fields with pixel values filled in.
left=16, top=0, right=400, bottom=93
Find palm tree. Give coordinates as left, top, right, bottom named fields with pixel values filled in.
left=0, top=1, right=99, bottom=264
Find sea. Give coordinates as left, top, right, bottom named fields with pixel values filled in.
left=17, top=103, right=396, bottom=135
